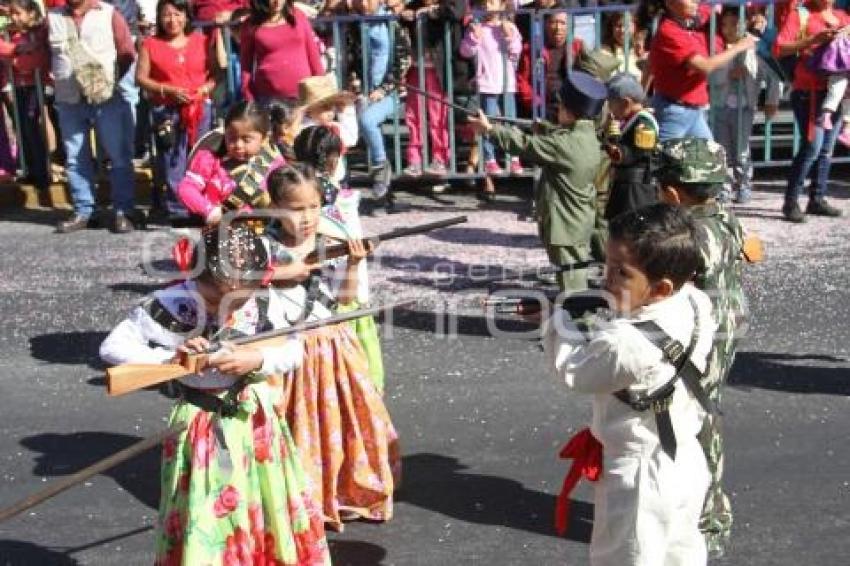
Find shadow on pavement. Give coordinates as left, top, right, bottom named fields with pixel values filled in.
left=388, top=309, right=538, bottom=339
left=729, top=351, right=850, bottom=395
left=29, top=331, right=108, bottom=370
left=19, top=431, right=160, bottom=510
left=426, top=226, right=541, bottom=249
left=0, top=540, right=80, bottom=565
left=397, top=453, right=592, bottom=543
left=328, top=539, right=388, bottom=566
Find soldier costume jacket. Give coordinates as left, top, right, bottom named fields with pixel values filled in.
left=691, top=202, right=746, bottom=393
left=605, top=109, right=659, bottom=220
left=489, top=120, right=601, bottom=248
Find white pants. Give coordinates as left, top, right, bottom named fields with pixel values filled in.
left=590, top=440, right=710, bottom=566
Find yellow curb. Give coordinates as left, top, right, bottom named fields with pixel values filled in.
left=0, top=169, right=154, bottom=211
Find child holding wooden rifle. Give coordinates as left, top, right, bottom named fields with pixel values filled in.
left=262, top=164, right=400, bottom=531
left=99, top=225, right=331, bottom=565
left=293, top=126, right=385, bottom=391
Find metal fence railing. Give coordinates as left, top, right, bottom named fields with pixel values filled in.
left=7, top=0, right=846, bottom=191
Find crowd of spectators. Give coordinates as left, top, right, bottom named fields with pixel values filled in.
left=0, top=0, right=845, bottom=230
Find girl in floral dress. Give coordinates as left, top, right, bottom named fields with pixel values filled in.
left=100, top=225, right=330, bottom=565
left=262, top=164, right=400, bottom=531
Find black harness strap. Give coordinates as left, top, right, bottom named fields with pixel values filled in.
left=141, top=296, right=198, bottom=335
left=613, top=296, right=716, bottom=460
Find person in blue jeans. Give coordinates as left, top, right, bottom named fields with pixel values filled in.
left=351, top=0, right=411, bottom=209
left=47, top=0, right=139, bottom=234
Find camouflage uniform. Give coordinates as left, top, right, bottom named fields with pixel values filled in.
left=657, top=138, right=747, bottom=557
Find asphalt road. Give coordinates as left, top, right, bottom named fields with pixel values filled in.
left=0, top=184, right=848, bottom=566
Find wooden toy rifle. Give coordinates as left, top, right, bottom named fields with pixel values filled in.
left=106, top=299, right=416, bottom=396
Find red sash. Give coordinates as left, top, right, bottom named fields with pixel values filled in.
left=555, top=427, right=603, bottom=536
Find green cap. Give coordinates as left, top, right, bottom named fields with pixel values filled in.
left=657, top=137, right=726, bottom=185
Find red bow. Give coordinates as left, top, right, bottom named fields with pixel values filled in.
left=172, top=237, right=194, bottom=274
left=555, top=428, right=603, bottom=536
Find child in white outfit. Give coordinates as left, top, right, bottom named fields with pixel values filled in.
left=544, top=204, right=717, bottom=566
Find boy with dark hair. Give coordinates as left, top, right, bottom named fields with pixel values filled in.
left=544, top=202, right=717, bottom=566
left=468, top=70, right=605, bottom=291
left=656, top=136, right=747, bottom=557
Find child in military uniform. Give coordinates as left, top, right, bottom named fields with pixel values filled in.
left=604, top=73, right=659, bottom=220
left=468, top=71, right=606, bottom=291
left=656, top=137, right=747, bottom=557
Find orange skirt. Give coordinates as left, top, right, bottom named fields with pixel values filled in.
left=276, top=324, right=400, bottom=531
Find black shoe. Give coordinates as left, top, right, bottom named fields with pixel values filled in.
left=806, top=198, right=842, bottom=217
left=56, top=214, right=91, bottom=233
left=112, top=212, right=135, bottom=233
left=782, top=202, right=806, bottom=223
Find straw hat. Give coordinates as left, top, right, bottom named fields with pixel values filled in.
left=297, top=74, right=355, bottom=115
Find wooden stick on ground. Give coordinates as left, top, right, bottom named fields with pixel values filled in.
left=0, top=423, right=187, bottom=524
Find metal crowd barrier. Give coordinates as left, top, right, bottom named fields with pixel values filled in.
left=8, top=0, right=848, bottom=187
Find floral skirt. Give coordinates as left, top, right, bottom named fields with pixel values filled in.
left=155, top=381, right=331, bottom=566
left=277, top=324, right=400, bottom=531
left=336, top=302, right=385, bottom=394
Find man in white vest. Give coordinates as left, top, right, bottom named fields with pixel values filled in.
left=47, top=0, right=138, bottom=233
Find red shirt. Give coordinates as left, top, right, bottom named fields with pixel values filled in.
left=649, top=6, right=714, bottom=106
left=774, top=5, right=850, bottom=91
left=192, top=0, right=248, bottom=23
left=0, top=26, right=51, bottom=87
left=239, top=9, right=324, bottom=101
left=143, top=32, right=210, bottom=105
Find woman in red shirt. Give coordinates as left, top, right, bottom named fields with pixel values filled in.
left=136, top=0, right=219, bottom=218
left=648, top=0, right=754, bottom=141
left=239, top=0, right=324, bottom=109
left=775, top=0, right=848, bottom=222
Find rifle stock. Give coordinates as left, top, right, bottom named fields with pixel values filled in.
left=106, top=300, right=416, bottom=396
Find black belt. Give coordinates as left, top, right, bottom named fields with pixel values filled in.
left=177, top=381, right=247, bottom=418
left=613, top=167, right=650, bottom=183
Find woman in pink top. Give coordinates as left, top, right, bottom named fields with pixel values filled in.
left=460, top=0, right=523, bottom=188
left=240, top=0, right=324, bottom=108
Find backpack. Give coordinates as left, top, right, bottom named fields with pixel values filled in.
left=63, top=16, right=115, bottom=105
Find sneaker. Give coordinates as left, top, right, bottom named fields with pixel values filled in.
left=782, top=202, right=806, bottom=223
left=838, top=129, right=850, bottom=148
left=509, top=158, right=524, bottom=175
left=821, top=112, right=834, bottom=130
left=424, top=161, right=448, bottom=177
left=369, top=161, right=392, bottom=187
left=806, top=197, right=842, bottom=217
left=403, top=164, right=422, bottom=177
left=733, top=191, right=752, bottom=204
left=484, top=160, right=503, bottom=175
left=372, top=182, right=389, bottom=200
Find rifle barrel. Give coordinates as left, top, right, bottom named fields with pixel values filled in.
left=403, top=83, right=534, bottom=128
left=220, top=298, right=417, bottom=349
left=375, top=215, right=467, bottom=243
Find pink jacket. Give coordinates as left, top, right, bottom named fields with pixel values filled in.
left=459, top=21, right=522, bottom=94
left=176, top=149, right=284, bottom=219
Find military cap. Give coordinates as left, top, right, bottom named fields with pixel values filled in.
left=607, top=73, right=646, bottom=104
left=560, top=71, right=608, bottom=119
left=657, top=137, right=726, bottom=191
